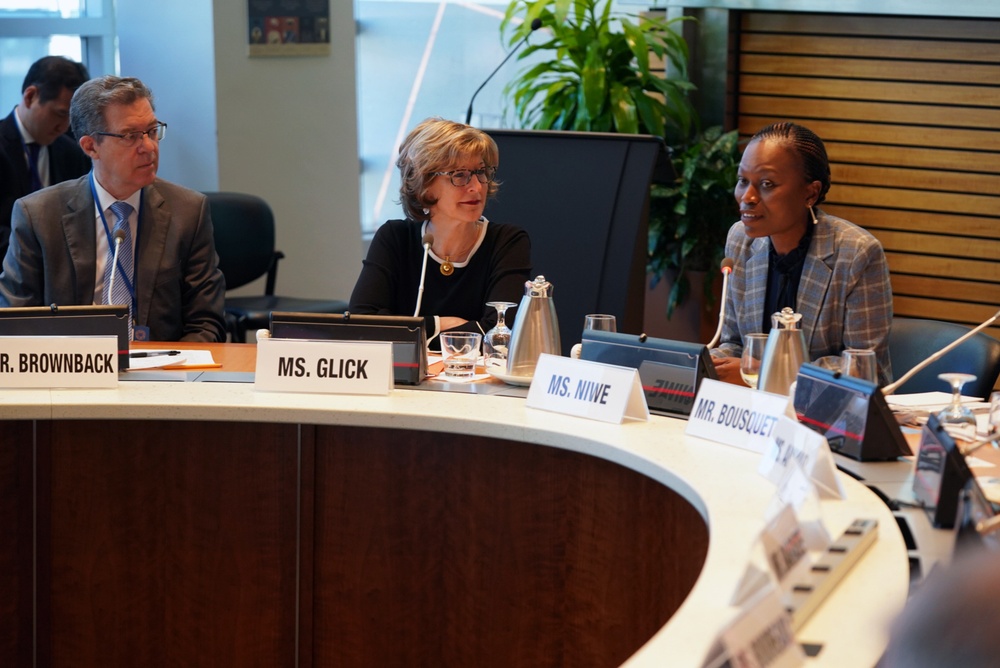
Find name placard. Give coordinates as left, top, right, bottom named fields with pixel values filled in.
left=525, top=353, right=649, bottom=424
left=0, top=335, right=118, bottom=388
left=759, top=417, right=845, bottom=500
left=707, top=586, right=805, bottom=668
left=685, top=379, right=790, bottom=453
left=761, top=503, right=810, bottom=585
left=255, top=338, right=393, bottom=395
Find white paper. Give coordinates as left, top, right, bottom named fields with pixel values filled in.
left=886, top=391, right=987, bottom=409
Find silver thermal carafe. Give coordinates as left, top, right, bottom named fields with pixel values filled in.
left=506, top=275, right=561, bottom=378
left=757, top=307, right=809, bottom=396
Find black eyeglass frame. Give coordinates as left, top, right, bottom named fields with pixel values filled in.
left=432, top=166, right=497, bottom=187
left=93, top=122, right=168, bottom=147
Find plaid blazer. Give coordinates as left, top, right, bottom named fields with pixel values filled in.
left=715, top=210, right=894, bottom=386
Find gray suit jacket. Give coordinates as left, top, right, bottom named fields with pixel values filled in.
left=716, top=210, right=894, bottom=385
left=0, top=175, right=226, bottom=342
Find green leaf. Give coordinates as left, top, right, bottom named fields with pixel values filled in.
left=621, top=18, right=650, bottom=74
left=580, top=39, right=607, bottom=121
left=609, top=82, right=638, bottom=134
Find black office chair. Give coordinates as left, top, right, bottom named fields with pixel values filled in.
left=206, top=191, right=348, bottom=342
left=888, top=316, right=1000, bottom=397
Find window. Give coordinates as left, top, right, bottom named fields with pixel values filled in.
left=355, top=0, right=543, bottom=234
left=0, top=0, right=115, bottom=111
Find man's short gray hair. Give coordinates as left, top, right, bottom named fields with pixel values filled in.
left=70, top=76, right=155, bottom=140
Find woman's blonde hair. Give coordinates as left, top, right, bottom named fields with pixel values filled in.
left=396, top=117, right=500, bottom=220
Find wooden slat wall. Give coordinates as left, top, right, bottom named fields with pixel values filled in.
left=731, top=12, right=1000, bottom=340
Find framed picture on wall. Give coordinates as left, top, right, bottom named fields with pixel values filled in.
left=248, top=0, right=330, bottom=57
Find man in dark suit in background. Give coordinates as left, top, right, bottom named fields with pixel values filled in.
left=0, top=75, right=226, bottom=342
left=0, top=56, right=92, bottom=259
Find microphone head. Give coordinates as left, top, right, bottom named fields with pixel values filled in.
left=530, top=18, right=542, bottom=31
left=720, top=257, right=735, bottom=274
left=422, top=233, right=434, bottom=249
left=113, top=228, right=128, bottom=244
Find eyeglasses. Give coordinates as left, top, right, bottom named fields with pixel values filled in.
left=433, top=166, right=496, bottom=187
left=93, top=122, right=167, bottom=147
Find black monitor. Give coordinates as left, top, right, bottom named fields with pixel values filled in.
left=0, top=304, right=130, bottom=370
left=579, top=329, right=716, bottom=417
left=912, top=413, right=974, bottom=529
left=484, top=130, right=664, bottom=353
left=792, top=363, right=911, bottom=461
left=269, top=311, right=427, bottom=385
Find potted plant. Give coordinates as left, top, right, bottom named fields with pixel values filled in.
left=499, top=0, right=738, bottom=331
left=500, top=0, right=695, bottom=144
left=648, top=126, right=740, bottom=319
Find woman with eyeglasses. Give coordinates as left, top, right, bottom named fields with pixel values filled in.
left=349, top=117, right=531, bottom=343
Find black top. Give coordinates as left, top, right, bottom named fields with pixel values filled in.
left=763, top=222, right=815, bottom=332
left=0, top=109, right=92, bottom=260
left=348, top=218, right=532, bottom=338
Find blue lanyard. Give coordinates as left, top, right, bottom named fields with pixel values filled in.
left=89, top=173, right=143, bottom=317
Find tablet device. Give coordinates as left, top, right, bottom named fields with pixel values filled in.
left=580, top=330, right=716, bottom=417
left=0, top=304, right=130, bottom=370
left=792, top=362, right=911, bottom=461
left=269, top=311, right=427, bottom=385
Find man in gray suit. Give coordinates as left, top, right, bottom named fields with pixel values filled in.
left=0, top=76, right=225, bottom=342
left=0, top=56, right=92, bottom=259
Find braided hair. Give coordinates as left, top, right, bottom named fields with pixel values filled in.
left=750, top=122, right=831, bottom=205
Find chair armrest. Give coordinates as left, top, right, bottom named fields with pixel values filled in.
left=264, top=250, right=286, bottom=296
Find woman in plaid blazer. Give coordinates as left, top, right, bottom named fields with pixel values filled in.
left=711, top=122, right=893, bottom=387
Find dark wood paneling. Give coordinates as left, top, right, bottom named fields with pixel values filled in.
left=38, top=421, right=301, bottom=668
left=739, top=95, right=1000, bottom=129
left=740, top=53, right=1000, bottom=86
left=0, top=422, right=33, bottom=667
left=742, top=12, right=999, bottom=40
left=739, top=116, right=1000, bottom=153
left=312, top=426, right=708, bottom=668
left=823, top=205, right=999, bottom=239
left=739, top=32, right=1000, bottom=63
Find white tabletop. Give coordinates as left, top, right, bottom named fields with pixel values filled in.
left=1, top=380, right=909, bottom=666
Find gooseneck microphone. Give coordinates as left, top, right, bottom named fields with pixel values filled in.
left=707, top=257, right=735, bottom=349
left=882, top=308, right=1000, bottom=395
left=464, top=17, right=542, bottom=125
left=413, top=233, right=434, bottom=318
left=107, top=228, right=128, bottom=304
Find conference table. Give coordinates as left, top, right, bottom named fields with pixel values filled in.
left=0, top=342, right=909, bottom=667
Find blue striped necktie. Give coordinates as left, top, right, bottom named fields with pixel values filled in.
left=26, top=142, right=42, bottom=192
left=104, top=201, right=135, bottom=339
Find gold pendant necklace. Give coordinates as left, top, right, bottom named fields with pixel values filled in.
left=440, top=257, right=454, bottom=276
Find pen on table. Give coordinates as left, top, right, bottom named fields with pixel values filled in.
left=129, top=350, right=182, bottom=358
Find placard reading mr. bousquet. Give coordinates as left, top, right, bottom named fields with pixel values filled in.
left=0, top=336, right=119, bottom=388
left=685, top=378, right=791, bottom=454
left=255, top=338, right=393, bottom=395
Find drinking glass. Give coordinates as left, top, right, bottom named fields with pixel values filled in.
left=570, top=313, right=618, bottom=359
left=483, top=301, right=516, bottom=368
left=583, top=314, right=617, bottom=333
left=440, top=332, right=481, bottom=378
left=740, top=333, right=768, bottom=389
left=937, top=372, right=977, bottom=436
left=988, top=391, right=1000, bottom=440
left=841, top=348, right=878, bottom=384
